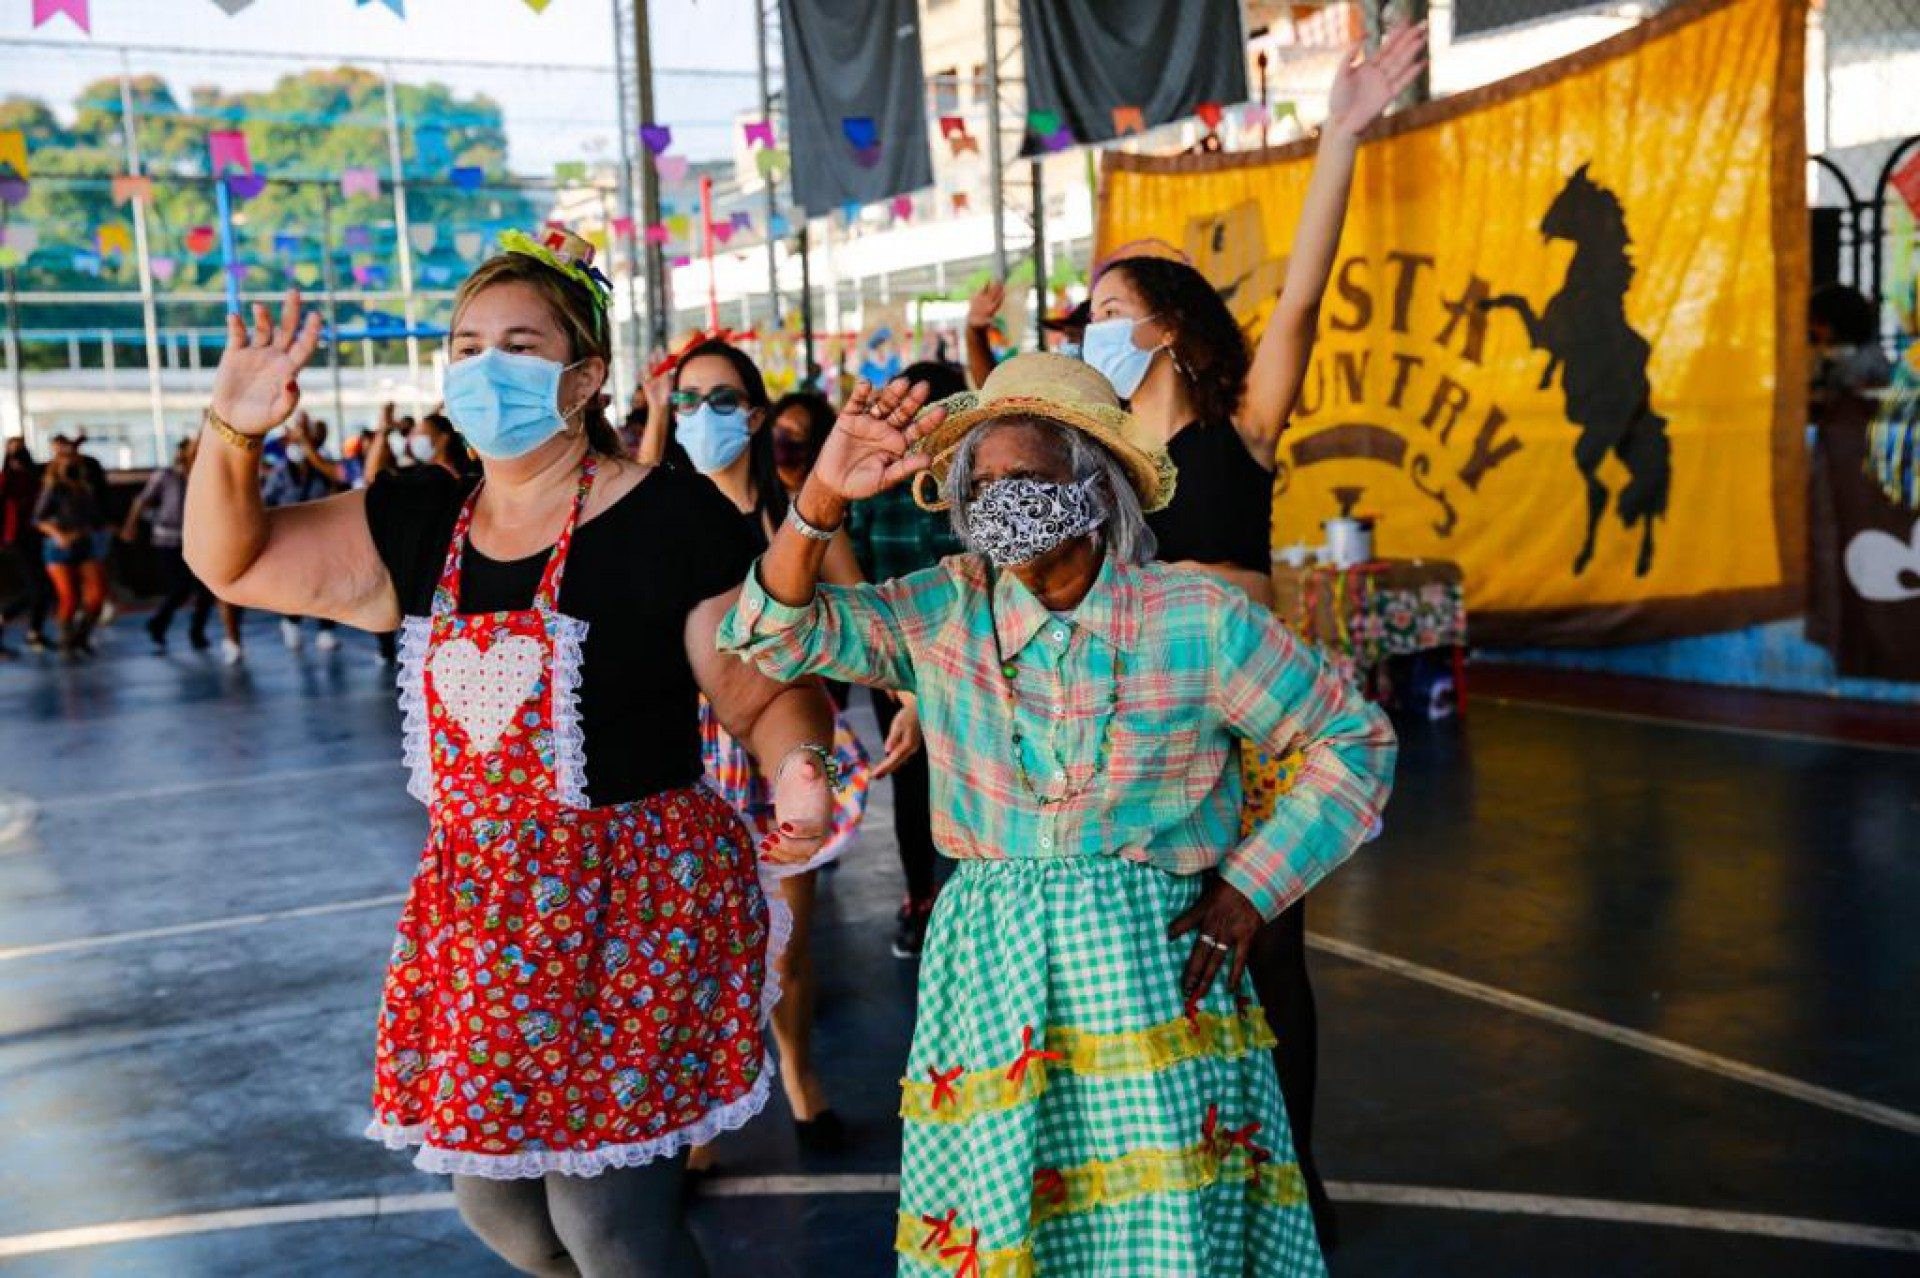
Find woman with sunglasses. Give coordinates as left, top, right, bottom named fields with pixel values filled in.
left=668, top=340, right=896, bottom=1156
left=184, top=229, right=835, bottom=1275
left=1083, top=27, right=1426, bottom=1248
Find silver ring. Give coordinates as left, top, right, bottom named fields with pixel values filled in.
left=1199, top=935, right=1231, bottom=952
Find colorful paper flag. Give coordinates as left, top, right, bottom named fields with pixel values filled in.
left=449, top=166, right=485, bottom=192
left=841, top=117, right=878, bottom=150
left=357, top=0, right=405, bottom=16
left=4, top=225, right=39, bottom=255
left=755, top=148, right=789, bottom=179
left=939, top=116, right=968, bottom=140
left=1892, top=151, right=1920, bottom=219
left=272, top=232, right=301, bottom=256
left=1027, top=110, right=1061, bottom=137
left=951, top=191, right=971, bottom=213
left=344, top=225, right=372, bottom=251
left=743, top=120, right=776, bottom=150
left=670, top=255, right=691, bottom=268
left=72, top=251, right=102, bottom=276
left=225, top=262, right=248, bottom=283
left=644, top=223, right=671, bottom=246
left=948, top=133, right=980, bottom=157
left=1241, top=103, right=1271, bottom=129
left=852, top=146, right=881, bottom=170
left=611, top=216, right=635, bottom=238
left=341, top=167, right=380, bottom=198
left=228, top=173, right=267, bottom=201
left=414, top=125, right=450, bottom=170
left=0, top=248, right=18, bottom=270
left=185, top=225, right=216, bottom=256
left=889, top=195, right=913, bottom=221
left=111, top=174, right=153, bottom=204
left=209, top=0, right=257, bottom=15
left=454, top=229, right=484, bottom=258
left=522, top=0, right=553, bottom=11
left=640, top=124, right=672, bottom=155
left=209, top=130, right=253, bottom=176
left=1112, top=106, right=1146, bottom=137
left=1195, top=101, right=1224, bottom=131
left=0, top=179, right=28, bottom=208
left=712, top=223, right=735, bottom=246
left=32, top=0, right=90, bottom=34
left=554, top=160, right=588, bottom=183
left=151, top=255, right=178, bottom=282
left=408, top=223, right=438, bottom=253
left=666, top=215, right=691, bottom=240
left=770, top=213, right=790, bottom=237
left=1042, top=127, right=1074, bottom=154
left=840, top=201, right=861, bottom=223
left=729, top=211, right=753, bottom=233
left=294, top=262, right=322, bottom=286
left=656, top=154, right=689, bottom=183
left=0, top=131, right=31, bottom=180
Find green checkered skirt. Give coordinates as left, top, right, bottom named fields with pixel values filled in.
left=895, top=855, right=1327, bottom=1277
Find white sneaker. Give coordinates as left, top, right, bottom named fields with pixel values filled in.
left=315, top=630, right=340, bottom=653
left=281, top=619, right=304, bottom=650
left=221, top=639, right=245, bottom=666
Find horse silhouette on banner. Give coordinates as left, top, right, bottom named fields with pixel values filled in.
left=1485, top=164, right=1671, bottom=577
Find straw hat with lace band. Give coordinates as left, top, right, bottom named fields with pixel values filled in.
left=908, top=352, right=1178, bottom=514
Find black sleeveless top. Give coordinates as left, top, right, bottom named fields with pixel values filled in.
left=1147, top=420, right=1273, bottom=572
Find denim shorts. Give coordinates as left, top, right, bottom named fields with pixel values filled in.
left=90, top=530, right=113, bottom=560
left=42, top=539, right=93, bottom=567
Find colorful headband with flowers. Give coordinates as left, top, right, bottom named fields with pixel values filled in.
left=499, top=226, right=613, bottom=339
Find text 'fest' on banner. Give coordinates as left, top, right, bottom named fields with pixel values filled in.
left=1097, top=0, right=1809, bottom=645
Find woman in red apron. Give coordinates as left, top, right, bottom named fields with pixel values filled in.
left=184, top=230, right=835, bottom=1276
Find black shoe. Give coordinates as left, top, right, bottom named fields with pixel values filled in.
left=793, top=1109, right=848, bottom=1155
left=146, top=617, right=168, bottom=653
left=187, top=627, right=211, bottom=651
left=891, top=897, right=934, bottom=960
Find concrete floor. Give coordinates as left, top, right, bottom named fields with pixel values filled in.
left=0, top=616, right=1915, bottom=1276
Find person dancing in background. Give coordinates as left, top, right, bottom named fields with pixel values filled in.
left=1081, top=23, right=1427, bottom=1246
left=185, top=227, right=836, bottom=1275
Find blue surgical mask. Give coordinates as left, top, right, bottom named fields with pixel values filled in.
left=443, top=348, right=583, bottom=460
left=677, top=403, right=752, bottom=473
left=1057, top=341, right=1082, bottom=359
left=1081, top=316, right=1163, bottom=399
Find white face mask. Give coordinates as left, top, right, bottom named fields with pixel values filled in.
left=407, top=435, right=438, bottom=464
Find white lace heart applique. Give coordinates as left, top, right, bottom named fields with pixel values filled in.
left=428, top=635, right=545, bottom=755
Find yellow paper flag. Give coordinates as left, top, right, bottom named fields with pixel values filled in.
left=97, top=223, right=134, bottom=258
left=0, top=130, right=28, bottom=179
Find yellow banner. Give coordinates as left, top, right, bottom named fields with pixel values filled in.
left=1099, top=0, right=1807, bottom=643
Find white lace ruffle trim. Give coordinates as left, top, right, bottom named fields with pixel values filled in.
left=395, top=616, right=433, bottom=805
left=364, top=1060, right=774, bottom=1179
left=548, top=614, right=590, bottom=810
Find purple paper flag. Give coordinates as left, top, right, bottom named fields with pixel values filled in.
left=228, top=173, right=267, bottom=201
left=0, top=178, right=28, bottom=208
left=344, top=225, right=372, bottom=251
left=729, top=211, right=753, bottom=233
left=640, top=124, right=672, bottom=156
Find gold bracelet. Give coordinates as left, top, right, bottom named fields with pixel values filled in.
left=204, top=406, right=262, bottom=453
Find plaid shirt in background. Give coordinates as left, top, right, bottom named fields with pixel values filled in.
left=845, top=483, right=964, bottom=584
left=720, top=552, right=1396, bottom=920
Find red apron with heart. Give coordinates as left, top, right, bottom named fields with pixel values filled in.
left=366, top=457, right=783, bottom=1178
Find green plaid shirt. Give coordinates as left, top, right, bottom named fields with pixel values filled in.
left=720, top=552, right=1396, bottom=920
left=846, top=483, right=965, bottom=583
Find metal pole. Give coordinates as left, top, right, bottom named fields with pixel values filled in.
left=597, top=187, right=630, bottom=400
left=632, top=0, right=668, bottom=350
left=610, top=9, right=644, bottom=390
left=2, top=206, right=25, bottom=438
left=699, top=174, right=720, bottom=331
left=754, top=0, right=782, bottom=327
left=118, top=55, right=167, bottom=463
left=983, top=0, right=1007, bottom=278
left=318, top=183, right=348, bottom=435
left=1030, top=158, right=1047, bottom=351
left=1403, top=0, right=1431, bottom=105
left=797, top=218, right=816, bottom=381
left=381, top=65, right=422, bottom=395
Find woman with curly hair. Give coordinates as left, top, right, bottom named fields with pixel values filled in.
left=1084, top=25, right=1427, bottom=1248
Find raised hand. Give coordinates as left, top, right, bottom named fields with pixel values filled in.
left=211, top=291, right=324, bottom=436
left=966, top=280, right=1005, bottom=332
left=808, top=378, right=943, bottom=504
left=1324, top=22, right=1429, bottom=141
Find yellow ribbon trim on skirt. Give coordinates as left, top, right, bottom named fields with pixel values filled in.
left=899, top=1005, right=1278, bottom=1125
left=895, top=1141, right=1305, bottom=1275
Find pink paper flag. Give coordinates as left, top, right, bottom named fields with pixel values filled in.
left=112, top=174, right=153, bottom=205
left=712, top=223, right=735, bottom=246
left=743, top=120, right=776, bottom=150
left=149, top=255, right=177, bottom=282
left=341, top=167, right=380, bottom=198
left=208, top=130, right=253, bottom=176
left=645, top=223, right=671, bottom=246
left=611, top=216, right=636, bottom=238
left=1241, top=103, right=1271, bottom=129
left=889, top=195, right=913, bottom=221
left=33, top=0, right=90, bottom=34
left=670, top=255, right=691, bottom=268
left=656, top=154, right=690, bottom=184
left=4, top=225, right=40, bottom=255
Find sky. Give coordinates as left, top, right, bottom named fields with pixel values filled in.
left=0, top=0, right=765, bottom=172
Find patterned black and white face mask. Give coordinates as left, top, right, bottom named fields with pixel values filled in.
left=964, top=476, right=1106, bottom=567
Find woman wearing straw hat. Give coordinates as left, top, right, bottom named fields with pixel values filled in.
left=723, top=353, right=1396, bottom=1275
left=186, top=228, right=835, bottom=1276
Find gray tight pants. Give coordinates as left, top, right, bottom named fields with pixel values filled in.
left=453, top=1157, right=706, bottom=1278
